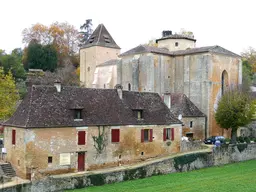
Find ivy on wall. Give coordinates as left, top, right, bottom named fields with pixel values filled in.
left=92, top=126, right=107, bottom=155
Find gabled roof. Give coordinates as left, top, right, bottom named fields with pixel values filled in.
left=156, top=34, right=196, bottom=43
left=119, top=45, right=172, bottom=57
left=170, top=45, right=241, bottom=57
left=4, top=86, right=181, bottom=128
left=167, top=93, right=205, bottom=117
left=82, top=24, right=120, bottom=49
left=119, top=45, right=240, bottom=58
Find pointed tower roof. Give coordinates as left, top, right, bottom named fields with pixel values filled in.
left=82, top=24, right=120, bottom=49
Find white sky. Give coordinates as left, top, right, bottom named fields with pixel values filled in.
left=0, top=0, right=255, bottom=55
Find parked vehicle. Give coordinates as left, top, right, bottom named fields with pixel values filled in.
left=204, top=136, right=225, bottom=144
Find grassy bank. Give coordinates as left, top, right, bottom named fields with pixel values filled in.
left=68, top=160, right=256, bottom=192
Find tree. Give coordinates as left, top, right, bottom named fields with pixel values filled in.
left=179, top=28, right=194, bottom=38
left=145, top=38, right=158, bottom=47
left=22, top=22, right=80, bottom=65
left=215, top=88, right=255, bottom=144
left=0, top=68, right=19, bottom=120
left=0, top=48, right=26, bottom=81
left=25, top=42, right=58, bottom=72
left=79, top=19, right=93, bottom=47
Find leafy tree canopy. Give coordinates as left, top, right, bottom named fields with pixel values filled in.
left=0, top=67, right=20, bottom=120
left=22, top=22, right=80, bottom=66
left=0, top=48, right=26, bottom=81
left=215, top=88, right=256, bottom=144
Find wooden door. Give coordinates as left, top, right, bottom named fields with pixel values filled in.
left=78, top=152, right=85, bottom=172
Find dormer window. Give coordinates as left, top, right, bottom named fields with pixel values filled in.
left=135, top=110, right=143, bottom=120
left=74, top=109, right=83, bottom=120
left=103, top=34, right=111, bottom=43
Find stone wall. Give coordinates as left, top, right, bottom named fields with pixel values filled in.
left=5, top=124, right=181, bottom=180
left=3, top=143, right=255, bottom=192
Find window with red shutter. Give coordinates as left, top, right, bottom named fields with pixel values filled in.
left=111, top=129, right=120, bottom=143
left=12, top=129, right=16, bottom=145
left=78, top=131, right=86, bottom=145
left=171, top=128, right=175, bottom=141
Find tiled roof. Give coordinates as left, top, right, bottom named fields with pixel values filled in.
left=119, top=45, right=240, bottom=58
left=167, top=93, right=205, bottom=117
left=97, top=59, right=120, bottom=67
left=170, top=45, right=241, bottom=57
left=119, top=45, right=172, bottom=57
left=81, top=24, right=120, bottom=49
left=4, top=86, right=181, bottom=128
left=156, top=34, right=196, bottom=43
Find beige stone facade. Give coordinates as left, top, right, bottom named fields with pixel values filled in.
left=80, top=46, right=120, bottom=88
left=157, top=38, right=196, bottom=51
left=4, top=124, right=181, bottom=179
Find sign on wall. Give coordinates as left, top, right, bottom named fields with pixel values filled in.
left=59, top=153, right=71, bottom=165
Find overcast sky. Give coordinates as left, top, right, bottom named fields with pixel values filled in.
left=0, top=0, right=255, bottom=55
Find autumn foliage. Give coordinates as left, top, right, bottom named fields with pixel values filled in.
left=22, top=22, right=80, bottom=66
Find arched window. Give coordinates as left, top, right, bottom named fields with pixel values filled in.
left=128, top=83, right=131, bottom=91
left=221, top=70, right=228, bottom=95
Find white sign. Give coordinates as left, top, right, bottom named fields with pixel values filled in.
left=59, top=153, right=71, bottom=165
left=1, top=148, right=6, bottom=153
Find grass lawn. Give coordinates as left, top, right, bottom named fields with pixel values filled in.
left=68, top=160, right=256, bottom=192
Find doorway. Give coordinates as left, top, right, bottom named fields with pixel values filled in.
left=78, top=152, right=85, bottom=171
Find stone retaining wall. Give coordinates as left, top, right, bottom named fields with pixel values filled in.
left=2, top=143, right=256, bottom=192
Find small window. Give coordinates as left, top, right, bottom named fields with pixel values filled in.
left=48, top=156, right=53, bottom=164
left=137, top=110, right=143, bottom=120
left=74, top=109, right=82, bottom=120
left=128, top=83, right=131, bottom=91
left=144, top=129, right=149, bottom=142
left=87, top=67, right=90, bottom=72
left=18, top=160, right=20, bottom=166
left=111, top=129, right=120, bottom=143
left=78, top=131, right=86, bottom=145
left=190, top=121, right=193, bottom=128
left=163, top=128, right=171, bottom=141
left=12, top=129, right=16, bottom=145
left=175, top=42, right=178, bottom=47
left=141, top=129, right=153, bottom=142
left=104, top=84, right=106, bottom=89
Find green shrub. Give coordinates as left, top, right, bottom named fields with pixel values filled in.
left=225, top=138, right=230, bottom=143
left=244, top=137, right=251, bottom=144
left=238, top=136, right=244, bottom=143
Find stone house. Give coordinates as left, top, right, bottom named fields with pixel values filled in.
left=163, top=93, right=206, bottom=139
left=80, top=24, right=242, bottom=139
left=3, top=83, right=182, bottom=179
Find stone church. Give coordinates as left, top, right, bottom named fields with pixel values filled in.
left=80, top=24, right=242, bottom=139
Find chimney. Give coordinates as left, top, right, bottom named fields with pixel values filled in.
left=54, top=80, right=61, bottom=92
left=115, top=84, right=123, bottom=99
left=162, top=30, right=172, bottom=37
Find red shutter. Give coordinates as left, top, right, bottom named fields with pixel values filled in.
left=171, top=128, right=174, bottom=141
left=78, top=131, right=85, bottom=145
left=84, top=131, right=87, bottom=144
left=149, top=129, right=153, bottom=142
left=111, top=129, right=120, bottom=142
left=12, top=129, right=16, bottom=145
left=163, top=128, right=167, bottom=141
left=141, top=129, right=144, bottom=143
